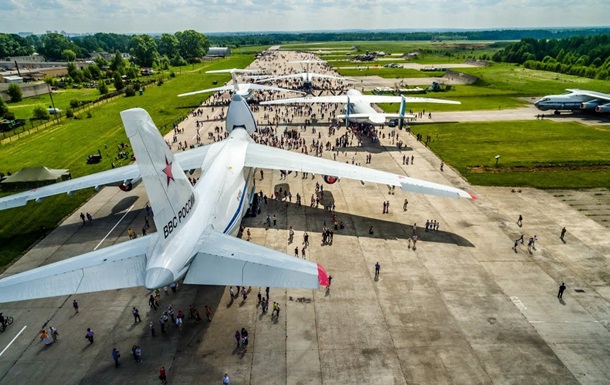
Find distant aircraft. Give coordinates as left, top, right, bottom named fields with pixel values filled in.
left=256, top=60, right=351, bottom=91
left=178, top=68, right=302, bottom=101
left=534, top=89, right=610, bottom=114
left=0, top=94, right=473, bottom=303
left=261, top=89, right=460, bottom=126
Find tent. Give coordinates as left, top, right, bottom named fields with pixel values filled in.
left=1, top=166, right=70, bottom=188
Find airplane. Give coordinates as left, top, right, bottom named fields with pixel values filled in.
left=177, top=68, right=303, bottom=101
left=260, top=89, right=460, bottom=127
left=0, top=94, right=474, bottom=303
left=534, top=89, right=610, bottom=114
left=256, top=60, right=351, bottom=91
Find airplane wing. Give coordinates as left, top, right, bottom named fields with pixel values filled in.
left=261, top=95, right=460, bottom=105
left=0, top=143, right=216, bottom=210
left=184, top=227, right=328, bottom=288
left=0, top=235, right=153, bottom=303
left=246, top=83, right=305, bottom=94
left=244, top=143, right=474, bottom=199
left=565, top=89, right=610, bottom=101
left=178, top=86, right=234, bottom=97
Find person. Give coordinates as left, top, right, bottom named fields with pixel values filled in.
left=149, top=321, right=157, bottom=337
left=39, top=329, right=53, bottom=346
left=246, top=228, right=251, bottom=241
left=403, top=199, right=408, bottom=211
left=374, top=262, right=380, bottom=278
left=132, top=307, right=141, bottom=323
left=229, top=286, right=235, bottom=299
left=513, top=239, right=519, bottom=252
left=369, top=226, right=374, bottom=235
left=85, top=328, right=94, bottom=344
left=112, top=348, right=120, bottom=367
left=440, top=161, right=444, bottom=171
left=235, top=330, right=241, bottom=348
left=560, top=227, right=567, bottom=241
left=149, top=294, right=157, bottom=310
left=86, top=212, right=93, bottom=223
left=159, top=366, right=168, bottom=384
left=223, top=373, right=230, bottom=385
left=517, top=214, right=523, bottom=227
left=0, top=313, right=5, bottom=329
left=49, top=326, right=59, bottom=341
left=205, top=305, right=212, bottom=321
left=328, top=275, right=333, bottom=287
left=80, top=212, right=86, bottom=224
left=558, top=282, right=566, bottom=299
left=73, top=299, right=79, bottom=313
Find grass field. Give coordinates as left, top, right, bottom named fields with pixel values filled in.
left=0, top=54, right=254, bottom=268
left=410, top=120, right=610, bottom=188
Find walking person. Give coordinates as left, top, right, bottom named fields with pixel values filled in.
left=112, top=348, right=120, bottom=368
left=223, top=373, right=230, bottom=385
left=374, top=262, right=380, bottom=278
left=85, top=328, right=94, bottom=344
left=560, top=227, right=567, bottom=242
left=558, top=282, right=566, bottom=299
left=49, top=326, right=59, bottom=342
left=132, top=307, right=142, bottom=323
left=149, top=294, right=157, bottom=310
left=159, top=366, right=168, bottom=385
left=234, top=330, right=241, bottom=348
left=73, top=299, right=79, bottom=313
left=517, top=214, right=523, bottom=227
left=205, top=305, right=212, bottom=321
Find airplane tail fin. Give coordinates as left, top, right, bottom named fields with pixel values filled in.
left=399, top=95, right=406, bottom=130
left=120, top=109, right=196, bottom=240
left=345, top=96, right=351, bottom=128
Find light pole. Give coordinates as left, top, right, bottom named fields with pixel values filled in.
left=495, top=155, right=500, bottom=167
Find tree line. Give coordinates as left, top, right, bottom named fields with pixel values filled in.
left=492, top=34, right=610, bottom=80
left=0, top=31, right=210, bottom=68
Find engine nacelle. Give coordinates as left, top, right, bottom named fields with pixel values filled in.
left=323, top=175, right=339, bottom=184
left=118, top=177, right=142, bottom=192
left=580, top=99, right=600, bottom=110
left=595, top=103, right=610, bottom=113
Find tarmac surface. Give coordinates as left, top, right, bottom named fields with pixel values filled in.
left=0, top=51, right=608, bottom=385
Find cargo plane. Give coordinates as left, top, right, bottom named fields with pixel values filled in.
left=534, top=89, right=610, bottom=114
left=0, top=95, right=473, bottom=303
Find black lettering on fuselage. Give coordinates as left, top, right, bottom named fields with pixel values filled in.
left=163, top=193, right=196, bottom=239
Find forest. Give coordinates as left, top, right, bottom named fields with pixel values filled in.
left=492, top=34, right=610, bottom=79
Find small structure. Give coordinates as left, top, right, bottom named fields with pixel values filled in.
left=207, top=47, right=232, bottom=57
left=1, top=166, right=70, bottom=189
left=3, top=75, right=23, bottom=84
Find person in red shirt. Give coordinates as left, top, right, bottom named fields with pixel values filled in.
left=159, top=366, right=167, bottom=384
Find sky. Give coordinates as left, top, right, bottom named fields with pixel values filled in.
left=1, top=0, right=609, bottom=34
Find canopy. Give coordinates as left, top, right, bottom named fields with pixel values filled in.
left=1, top=167, right=70, bottom=184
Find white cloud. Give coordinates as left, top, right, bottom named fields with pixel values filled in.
left=0, top=0, right=608, bottom=34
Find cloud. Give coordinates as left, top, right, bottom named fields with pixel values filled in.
left=1, top=0, right=608, bottom=34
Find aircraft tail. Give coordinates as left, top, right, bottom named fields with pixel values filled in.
left=120, top=109, right=196, bottom=240
left=399, top=95, right=406, bottom=130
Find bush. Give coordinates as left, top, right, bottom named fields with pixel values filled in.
left=86, top=111, right=92, bottom=119
left=7, top=84, right=23, bottom=103
left=33, top=105, right=50, bottom=120
left=70, top=99, right=79, bottom=108
left=157, top=78, right=164, bottom=86
left=0, top=97, right=8, bottom=117
left=125, top=85, right=136, bottom=97
left=170, top=71, right=176, bottom=78
left=66, top=108, right=74, bottom=118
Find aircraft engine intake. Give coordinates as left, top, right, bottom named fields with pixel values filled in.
left=119, top=177, right=142, bottom=192
left=595, top=104, right=610, bottom=113
left=323, top=175, right=339, bottom=184
left=580, top=99, right=600, bottom=110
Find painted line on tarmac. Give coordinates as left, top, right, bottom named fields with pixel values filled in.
left=94, top=204, right=135, bottom=250
left=0, top=325, right=27, bottom=358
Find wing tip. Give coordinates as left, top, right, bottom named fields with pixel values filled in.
left=317, top=264, right=329, bottom=287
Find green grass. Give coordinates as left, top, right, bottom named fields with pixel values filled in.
left=6, top=87, right=102, bottom=120
left=0, top=54, right=254, bottom=268
left=411, top=120, right=610, bottom=189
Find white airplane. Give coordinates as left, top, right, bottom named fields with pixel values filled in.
left=256, top=60, right=350, bottom=90
left=178, top=68, right=303, bottom=101
left=261, top=89, right=460, bottom=126
left=534, top=89, right=610, bottom=114
left=0, top=95, right=473, bottom=303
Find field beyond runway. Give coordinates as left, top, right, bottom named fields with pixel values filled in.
left=0, top=50, right=608, bottom=385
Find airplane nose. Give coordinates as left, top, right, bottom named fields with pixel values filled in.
left=145, top=267, right=174, bottom=289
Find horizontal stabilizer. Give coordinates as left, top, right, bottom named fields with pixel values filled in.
left=0, top=235, right=153, bottom=303
left=184, top=227, right=323, bottom=289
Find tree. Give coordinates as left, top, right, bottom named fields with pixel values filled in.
left=32, top=105, right=50, bottom=120
left=37, top=33, right=73, bottom=60
left=110, top=51, right=126, bottom=73
left=158, top=34, right=179, bottom=57
left=98, top=81, right=108, bottom=95
left=175, top=30, right=209, bottom=62
left=62, top=49, right=77, bottom=61
left=7, top=84, right=22, bottom=102
left=0, top=97, right=9, bottom=117
left=88, top=63, right=102, bottom=79
left=130, top=34, right=158, bottom=67
left=113, top=72, right=124, bottom=91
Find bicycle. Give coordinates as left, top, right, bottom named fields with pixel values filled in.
left=0, top=316, right=14, bottom=332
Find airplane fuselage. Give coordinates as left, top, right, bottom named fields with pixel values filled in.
left=144, top=129, right=255, bottom=288
left=534, top=93, right=591, bottom=111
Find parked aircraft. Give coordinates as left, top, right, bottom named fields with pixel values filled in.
left=534, top=89, right=610, bottom=114
left=256, top=60, right=350, bottom=91
left=178, top=68, right=303, bottom=101
left=0, top=95, right=473, bottom=303
left=261, top=89, right=459, bottom=126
